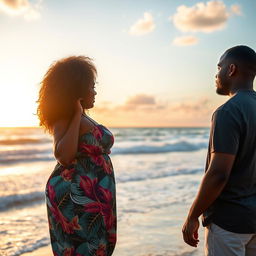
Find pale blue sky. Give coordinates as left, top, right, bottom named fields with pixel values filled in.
left=0, top=0, right=255, bottom=126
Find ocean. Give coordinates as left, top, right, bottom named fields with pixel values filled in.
left=0, top=127, right=210, bottom=256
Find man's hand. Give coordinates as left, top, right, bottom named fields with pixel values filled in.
left=182, top=153, right=235, bottom=247
left=182, top=217, right=200, bottom=247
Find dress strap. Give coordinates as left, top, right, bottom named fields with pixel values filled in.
left=82, top=113, right=99, bottom=126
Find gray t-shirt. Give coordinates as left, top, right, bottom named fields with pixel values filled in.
left=202, top=90, right=256, bottom=233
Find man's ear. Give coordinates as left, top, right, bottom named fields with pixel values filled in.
left=228, top=64, right=236, bottom=77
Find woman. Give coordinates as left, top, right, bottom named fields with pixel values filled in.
left=37, top=56, right=117, bottom=256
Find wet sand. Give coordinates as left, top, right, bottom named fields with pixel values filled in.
left=20, top=245, right=51, bottom=256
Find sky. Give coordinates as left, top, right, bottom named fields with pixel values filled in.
left=0, top=0, right=255, bottom=127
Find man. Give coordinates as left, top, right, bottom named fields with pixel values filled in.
left=182, top=45, right=256, bottom=256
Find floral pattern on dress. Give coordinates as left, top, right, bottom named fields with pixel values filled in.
left=45, top=124, right=116, bottom=256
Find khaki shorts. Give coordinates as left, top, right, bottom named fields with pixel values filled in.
left=205, top=223, right=256, bottom=256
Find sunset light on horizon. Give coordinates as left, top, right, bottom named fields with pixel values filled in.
left=1, top=2, right=256, bottom=255
left=0, top=0, right=255, bottom=128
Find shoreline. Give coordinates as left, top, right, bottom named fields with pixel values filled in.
left=20, top=245, right=51, bottom=256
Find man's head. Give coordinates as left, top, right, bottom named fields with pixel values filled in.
left=215, top=45, right=256, bottom=95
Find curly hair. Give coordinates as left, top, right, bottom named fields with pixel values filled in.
left=37, top=56, right=97, bottom=133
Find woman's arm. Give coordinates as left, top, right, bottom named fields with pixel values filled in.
left=53, top=99, right=83, bottom=166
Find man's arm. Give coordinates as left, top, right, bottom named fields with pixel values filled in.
left=182, top=152, right=236, bottom=247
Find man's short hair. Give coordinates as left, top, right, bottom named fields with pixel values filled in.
left=224, top=45, right=256, bottom=78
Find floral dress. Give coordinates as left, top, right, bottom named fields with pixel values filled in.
left=45, top=124, right=116, bottom=256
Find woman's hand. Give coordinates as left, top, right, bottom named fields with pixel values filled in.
left=75, top=98, right=84, bottom=116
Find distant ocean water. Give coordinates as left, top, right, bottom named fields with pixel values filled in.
left=0, top=127, right=209, bottom=256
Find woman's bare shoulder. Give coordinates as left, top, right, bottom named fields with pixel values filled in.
left=79, top=115, right=95, bottom=135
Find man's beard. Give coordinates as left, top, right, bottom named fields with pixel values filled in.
left=216, top=82, right=229, bottom=95
left=216, top=87, right=227, bottom=95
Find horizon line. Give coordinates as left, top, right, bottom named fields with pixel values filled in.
left=0, top=125, right=210, bottom=129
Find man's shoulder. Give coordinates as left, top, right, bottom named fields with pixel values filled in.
left=213, top=99, right=236, bottom=116
left=212, top=96, right=241, bottom=121
left=212, top=91, right=256, bottom=122
left=218, top=91, right=256, bottom=112
left=214, top=92, right=247, bottom=114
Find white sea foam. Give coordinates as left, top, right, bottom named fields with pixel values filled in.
left=112, top=141, right=207, bottom=155
left=0, top=166, right=202, bottom=211
left=116, top=167, right=203, bottom=183
left=0, top=127, right=209, bottom=165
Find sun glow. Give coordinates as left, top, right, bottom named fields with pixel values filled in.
left=0, top=69, right=39, bottom=127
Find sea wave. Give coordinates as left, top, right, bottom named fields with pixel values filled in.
left=0, top=191, right=45, bottom=211
left=0, top=140, right=207, bottom=165
left=112, top=141, right=207, bottom=155
left=0, top=167, right=202, bottom=211
left=116, top=168, right=203, bottom=183
left=0, top=138, right=50, bottom=145
left=0, top=149, right=54, bottom=165
left=12, top=238, right=50, bottom=256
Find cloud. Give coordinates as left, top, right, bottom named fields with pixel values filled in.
left=129, top=12, right=155, bottom=36
left=93, top=94, right=158, bottom=113
left=120, top=94, right=157, bottom=111
left=171, top=1, right=241, bottom=33
left=95, top=95, right=210, bottom=114
left=173, top=35, right=198, bottom=46
left=230, top=4, right=242, bottom=16
left=126, top=94, right=156, bottom=105
left=0, top=0, right=29, bottom=14
left=92, top=95, right=214, bottom=127
left=170, top=98, right=210, bottom=114
left=0, top=0, right=41, bottom=20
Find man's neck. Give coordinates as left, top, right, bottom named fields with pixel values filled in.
left=229, top=81, right=254, bottom=96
